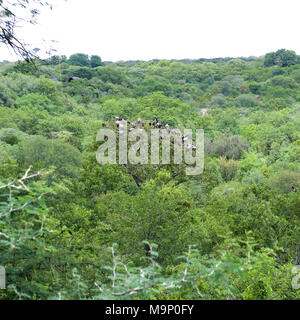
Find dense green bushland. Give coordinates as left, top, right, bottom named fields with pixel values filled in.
left=0, top=49, right=300, bottom=300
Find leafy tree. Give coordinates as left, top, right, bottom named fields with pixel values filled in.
left=17, top=135, right=82, bottom=177
left=15, top=93, right=51, bottom=111
left=237, top=94, right=259, bottom=108
left=264, top=49, right=298, bottom=67
left=71, top=67, right=95, bottom=80
left=210, top=94, right=226, bottom=108
left=269, top=76, right=298, bottom=89
left=97, top=171, right=198, bottom=265
left=0, top=127, right=25, bottom=145
left=90, top=55, right=103, bottom=67
left=0, top=167, right=56, bottom=299
left=0, top=81, right=15, bottom=106
left=207, top=134, right=249, bottom=160
left=68, top=53, right=90, bottom=67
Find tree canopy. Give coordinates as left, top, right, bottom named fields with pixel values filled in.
left=0, top=50, right=300, bottom=300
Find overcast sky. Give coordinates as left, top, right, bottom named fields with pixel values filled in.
left=1, top=0, right=300, bottom=61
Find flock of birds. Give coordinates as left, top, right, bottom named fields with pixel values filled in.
left=113, top=117, right=197, bottom=151
left=103, top=118, right=298, bottom=191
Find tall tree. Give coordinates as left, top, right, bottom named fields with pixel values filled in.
left=264, top=49, right=298, bottom=67
left=68, top=53, right=90, bottom=67
left=90, top=55, right=103, bottom=67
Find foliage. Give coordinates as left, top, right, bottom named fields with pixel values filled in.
left=0, top=49, right=300, bottom=300
left=264, top=49, right=298, bottom=68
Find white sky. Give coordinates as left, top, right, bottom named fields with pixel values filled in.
left=1, top=0, right=300, bottom=61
